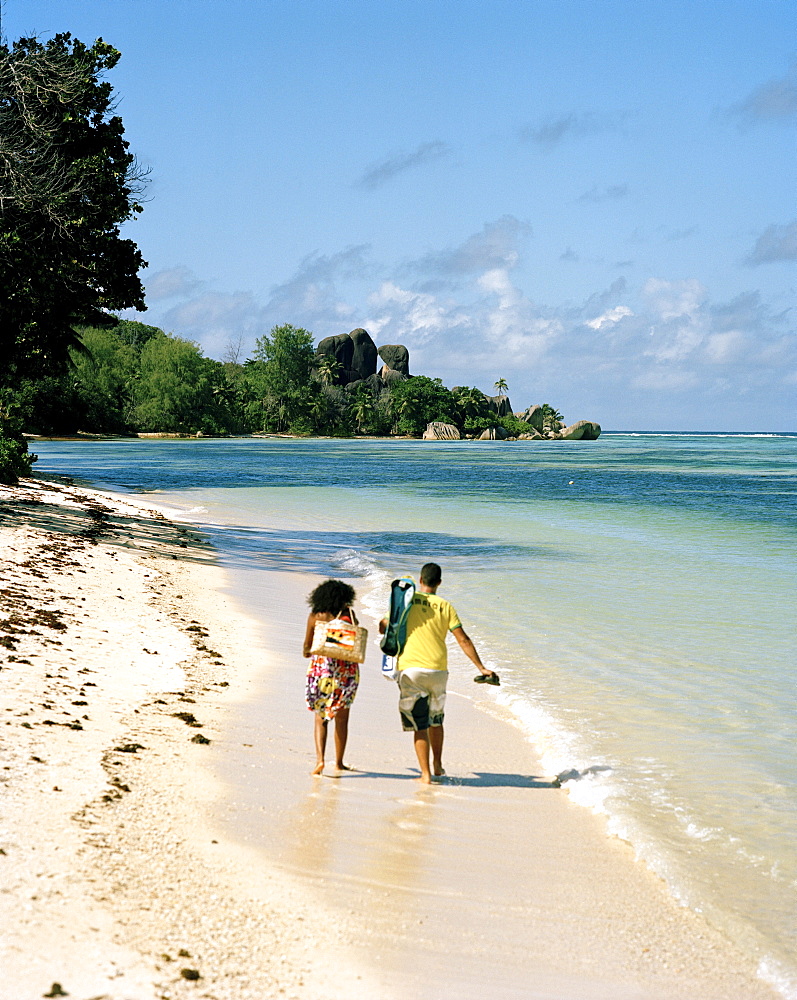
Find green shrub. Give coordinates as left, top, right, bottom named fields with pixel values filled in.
left=0, top=435, right=36, bottom=485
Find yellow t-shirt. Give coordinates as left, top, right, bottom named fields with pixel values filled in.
left=397, top=592, right=462, bottom=672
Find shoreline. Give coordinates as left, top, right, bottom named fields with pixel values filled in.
left=0, top=477, right=781, bottom=999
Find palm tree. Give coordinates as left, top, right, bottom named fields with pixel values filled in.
left=352, top=390, right=375, bottom=434
left=494, top=378, right=509, bottom=397
left=315, top=355, right=342, bottom=386
left=540, top=403, right=564, bottom=434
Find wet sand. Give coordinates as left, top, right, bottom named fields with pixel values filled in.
left=0, top=477, right=779, bottom=999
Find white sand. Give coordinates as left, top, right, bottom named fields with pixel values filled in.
left=0, top=478, right=779, bottom=1000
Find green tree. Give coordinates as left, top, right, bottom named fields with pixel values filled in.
left=315, top=354, right=342, bottom=386
left=351, top=384, right=376, bottom=434
left=248, top=324, right=315, bottom=431
left=388, top=376, right=457, bottom=436
left=251, top=324, right=314, bottom=392
left=130, top=335, right=221, bottom=433
left=69, top=326, right=140, bottom=432
left=540, top=403, right=564, bottom=434
left=451, top=386, right=492, bottom=429
left=0, top=34, right=147, bottom=385
left=494, top=378, right=509, bottom=397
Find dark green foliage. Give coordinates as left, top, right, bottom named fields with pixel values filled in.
left=246, top=324, right=317, bottom=432
left=251, top=324, right=315, bottom=393
left=540, top=403, right=564, bottom=433
left=498, top=414, right=534, bottom=437
left=451, top=385, right=493, bottom=430
left=130, top=335, right=218, bottom=433
left=0, top=394, right=36, bottom=484
left=0, top=33, right=146, bottom=386
left=388, top=376, right=458, bottom=436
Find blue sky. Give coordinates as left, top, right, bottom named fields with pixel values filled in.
left=5, top=0, right=795, bottom=429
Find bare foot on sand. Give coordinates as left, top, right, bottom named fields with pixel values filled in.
left=434, top=767, right=446, bottom=777
left=311, top=762, right=325, bottom=775
left=334, top=763, right=354, bottom=772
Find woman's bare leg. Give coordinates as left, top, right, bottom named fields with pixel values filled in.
left=313, top=715, right=328, bottom=774
left=333, top=707, right=351, bottom=770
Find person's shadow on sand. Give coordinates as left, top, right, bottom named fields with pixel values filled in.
left=444, top=772, right=559, bottom=788
left=326, top=768, right=560, bottom=788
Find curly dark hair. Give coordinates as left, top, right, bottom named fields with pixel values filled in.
left=307, top=579, right=356, bottom=615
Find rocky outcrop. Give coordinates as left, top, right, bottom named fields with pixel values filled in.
left=423, top=422, right=460, bottom=440
left=313, top=328, right=600, bottom=442
left=379, top=365, right=407, bottom=385
left=315, top=334, right=353, bottom=382
left=487, top=395, right=513, bottom=417
left=378, top=344, right=410, bottom=376
left=478, top=426, right=509, bottom=440
left=344, top=373, right=383, bottom=396
left=516, top=404, right=544, bottom=431
left=558, top=420, right=602, bottom=440
left=349, top=328, right=378, bottom=381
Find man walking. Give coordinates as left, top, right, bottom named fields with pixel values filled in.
left=389, top=562, right=497, bottom=783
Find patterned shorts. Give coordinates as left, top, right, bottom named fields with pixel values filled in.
left=398, top=668, right=448, bottom=731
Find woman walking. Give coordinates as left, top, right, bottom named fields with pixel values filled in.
left=302, top=579, right=359, bottom=775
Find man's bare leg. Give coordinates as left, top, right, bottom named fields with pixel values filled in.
left=413, top=729, right=433, bottom=783
left=333, top=707, right=352, bottom=770
left=430, top=724, right=445, bottom=776
left=312, top=714, right=328, bottom=775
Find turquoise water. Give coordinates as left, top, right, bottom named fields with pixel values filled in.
left=32, top=434, right=797, bottom=996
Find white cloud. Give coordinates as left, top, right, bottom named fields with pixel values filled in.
left=409, top=216, right=532, bottom=278
left=263, top=245, right=371, bottom=330
left=161, top=290, right=264, bottom=358
left=145, top=266, right=203, bottom=301
left=366, top=282, right=469, bottom=346
left=586, top=306, right=633, bottom=330
left=643, top=277, right=707, bottom=320
left=703, top=331, right=746, bottom=364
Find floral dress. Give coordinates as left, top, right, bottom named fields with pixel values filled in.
left=305, top=611, right=360, bottom=720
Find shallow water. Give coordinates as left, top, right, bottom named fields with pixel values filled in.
left=32, top=433, right=797, bottom=997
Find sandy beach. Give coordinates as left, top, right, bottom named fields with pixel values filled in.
left=0, top=477, right=780, bottom=1000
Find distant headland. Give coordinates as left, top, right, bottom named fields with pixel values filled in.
left=313, top=326, right=601, bottom=442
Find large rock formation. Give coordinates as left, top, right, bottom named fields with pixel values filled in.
left=558, top=420, right=601, bottom=440
left=423, top=422, right=460, bottom=440
left=378, top=344, right=410, bottom=376
left=516, top=404, right=544, bottom=431
left=349, top=328, right=378, bottom=381
left=487, top=395, right=513, bottom=417
left=315, top=334, right=354, bottom=384
left=344, top=373, right=383, bottom=396
left=478, top=426, right=509, bottom=440
left=315, top=328, right=379, bottom=386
